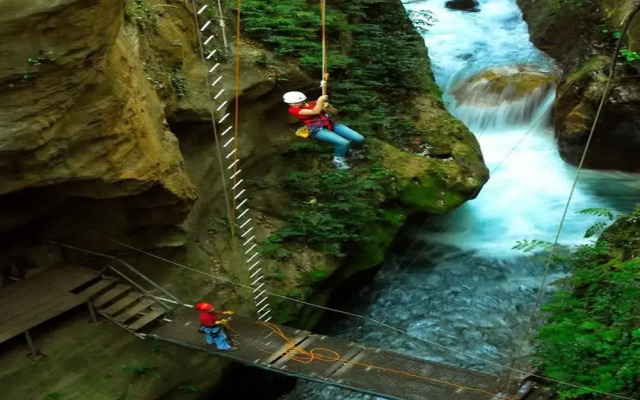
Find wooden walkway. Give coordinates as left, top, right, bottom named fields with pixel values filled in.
left=148, top=311, right=520, bottom=400
left=0, top=266, right=99, bottom=353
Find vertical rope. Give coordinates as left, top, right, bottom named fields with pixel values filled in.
left=217, top=0, right=229, bottom=48
left=189, top=0, right=234, bottom=236
left=232, top=0, right=243, bottom=229
left=320, top=0, right=328, bottom=96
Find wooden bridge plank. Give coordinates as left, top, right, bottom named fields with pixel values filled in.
left=93, top=284, right=131, bottom=308
left=0, top=293, right=86, bottom=343
left=101, top=292, right=143, bottom=316
left=77, top=278, right=117, bottom=299
left=114, top=299, right=155, bottom=323
left=0, top=266, right=97, bottom=302
left=127, top=308, right=166, bottom=331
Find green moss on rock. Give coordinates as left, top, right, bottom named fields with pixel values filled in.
left=453, top=66, right=558, bottom=104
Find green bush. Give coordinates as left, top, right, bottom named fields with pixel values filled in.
left=529, top=207, right=640, bottom=399
left=620, top=49, right=640, bottom=64
left=125, top=0, right=157, bottom=31
left=259, top=167, right=393, bottom=258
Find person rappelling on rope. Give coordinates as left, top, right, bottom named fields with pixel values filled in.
left=282, top=0, right=364, bottom=170
left=284, top=91, right=365, bottom=170
left=195, top=302, right=235, bottom=350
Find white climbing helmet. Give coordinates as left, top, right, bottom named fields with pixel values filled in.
left=283, top=91, right=307, bottom=104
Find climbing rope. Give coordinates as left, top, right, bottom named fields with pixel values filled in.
left=505, top=3, right=640, bottom=395
left=189, top=0, right=234, bottom=236
left=80, top=234, right=635, bottom=400
left=320, top=0, right=329, bottom=95
left=232, top=0, right=242, bottom=223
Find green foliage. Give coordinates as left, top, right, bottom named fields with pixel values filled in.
left=144, top=61, right=188, bottom=99
left=259, top=238, right=294, bottom=260
left=601, top=28, right=621, bottom=39
left=255, top=54, right=275, bottom=68
left=306, top=269, right=328, bottom=284
left=125, top=0, right=157, bottom=31
left=177, top=385, right=201, bottom=393
left=287, top=141, right=325, bottom=154
left=121, top=364, right=151, bottom=375
left=170, top=75, right=188, bottom=98
left=512, top=239, right=554, bottom=252
left=577, top=208, right=616, bottom=238
left=259, top=167, right=393, bottom=258
left=406, top=9, right=434, bottom=35
left=532, top=207, right=640, bottom=399
left=578, top=207, right=615, bottom=220
left=239, top=0, right=436, bottom=143
left=44, top=393, right=62, bottom=400
left=267, top=267, right=287, bottom=281
left=583, top=221, right=607, bottom=238
left=620, top=49, right=640, bottom=64
left=286, top=288, right=306, bottom=299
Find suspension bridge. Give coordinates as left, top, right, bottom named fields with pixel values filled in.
left=0, top=263, right=540, bottom=400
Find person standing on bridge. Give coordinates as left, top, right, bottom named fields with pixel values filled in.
left=284, top=91, right=365, bottom=170
left=195, top=302, right=234, bottom=350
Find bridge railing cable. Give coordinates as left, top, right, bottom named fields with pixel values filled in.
left=45, top=240, right=187, bottom=309
left=78, top=234, right=635, bottom=400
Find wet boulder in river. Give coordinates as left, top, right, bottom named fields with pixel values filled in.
left=445, top=0, right=480, bottom=12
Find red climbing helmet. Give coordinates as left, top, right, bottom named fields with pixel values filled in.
left=195, top=302, right=214, bottom=312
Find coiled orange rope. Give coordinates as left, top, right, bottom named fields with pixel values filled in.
left=250, top=321, right=518, bottom=400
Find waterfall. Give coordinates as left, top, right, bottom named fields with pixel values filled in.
left=281, top=0, right=639, bottom=398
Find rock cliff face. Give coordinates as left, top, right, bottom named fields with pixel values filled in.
left=517, top=0, right=640, bottom=171
left=0, top=0, right=488, bottom=398
left=0, top=0, right=197, bottom=263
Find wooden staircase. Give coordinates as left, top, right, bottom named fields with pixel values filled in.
left=77, top=276, right=169, bottom=337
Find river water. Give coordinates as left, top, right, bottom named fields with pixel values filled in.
left=280, top=0, right=640, bottom=398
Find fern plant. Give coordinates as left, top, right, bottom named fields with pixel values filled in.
left=528, top=206, right=640, bottom=399
left=577, top=207, right=615, bottom=220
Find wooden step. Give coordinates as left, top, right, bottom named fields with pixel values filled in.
left=77, top=278, right=117, bottom=299
left=93, top=284, right=131, bottom=308
left=114, top=299, right=155, bottom=323
left=127, top=308, right=166, bottom=331
left=101, top=292, right=143, bottom=316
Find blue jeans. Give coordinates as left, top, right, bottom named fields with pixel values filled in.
left=199, top=325, right=232, bottom=350
left=312, top=124, right=364, bottom=158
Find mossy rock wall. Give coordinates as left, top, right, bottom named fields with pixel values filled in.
left=518, top=0, right=640, bottom=171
